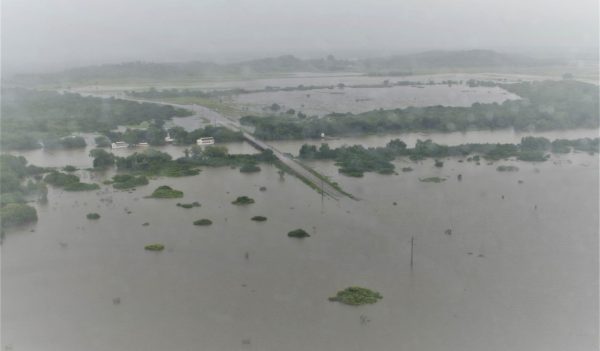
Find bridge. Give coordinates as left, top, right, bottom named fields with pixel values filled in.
left=176, top=103, right=351, bottom=200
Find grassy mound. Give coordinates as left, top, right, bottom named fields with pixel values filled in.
left=149, top=185, right=183, bottom=198
left=328, top=287, right=383, bottom=306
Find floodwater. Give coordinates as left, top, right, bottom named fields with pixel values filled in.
left=232, top=84, right=519, bottom=116
left=2, top=129, right=598, bottom=351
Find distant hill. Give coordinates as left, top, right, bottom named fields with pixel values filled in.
left=358, top=50, right=550, bottom=71
left=9, top=50, right=559, bottom=85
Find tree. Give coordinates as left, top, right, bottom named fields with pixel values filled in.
left=89, top=148, right=115, bottom=169
left=203, top=146, right=229, bottom=158
left=145, top=124, right=167, bottom=146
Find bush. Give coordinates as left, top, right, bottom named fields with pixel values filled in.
left=63, top=165, right=78, bottom=172
left=328, top=287, right=383, bottom=305
left=86, top=213, right=101, bottom=220
left=193, top=219, right=212, bottom=226
left=287, top=229, right=310, bottom=238
left=232, top=196, right=254, bottom=205
left=434, top=160, right=444, bottom=167
left=149, top=185, right=183, bottom=198
left=144, top=244, right=164, bottom=251
left=251, top=216, right=267, bottom=222
left=401, top=167, right=413, bottom=172
left=0, top=203, right=37, bottom=227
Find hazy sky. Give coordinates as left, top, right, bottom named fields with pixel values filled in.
left=2, top=0, right=598, bottom=74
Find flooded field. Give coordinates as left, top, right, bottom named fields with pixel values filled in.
left=2, top=129, right=598, bottom=351
left=232, top=84, right=518, bottom=116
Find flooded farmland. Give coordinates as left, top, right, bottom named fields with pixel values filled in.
left=2, top=127, right=598, bottom=351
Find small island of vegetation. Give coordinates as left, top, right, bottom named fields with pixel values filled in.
left=177, top=202, right=201, bottom=209
left=328, top=287, right=383, bottom=306
left=497, top=165, right=519, bottom=172
left=144, top=244, right=165, bottom=251
left=287, top=229, right=310, bottom=238
left=251, top=216, right=267, bottom=222
left=193, top=219, right=213, bottom=226
left=0, top=203, right=38, bottom=228
left=86, top=213, right=101, bottom=220
left=420, top=177, right=446, bottom=183
left=239, top=163, right=261, bottom=173
left=43, top=171, right=99, bottom=191
left=112, top=174, right=149, bottom=189
left=149, top=185, right=184, bottom=198
left=232, top=196, right=255, bottom=205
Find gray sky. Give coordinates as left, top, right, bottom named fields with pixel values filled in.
left=2, top=0, right=598, bottom=74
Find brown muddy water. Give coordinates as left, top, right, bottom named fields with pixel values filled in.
left=1, top=131, right=598, bottom=351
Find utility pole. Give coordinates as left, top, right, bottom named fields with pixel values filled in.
left=410, top=236, right=414, bottom=269
left=321, top=178, right=324, bottom=214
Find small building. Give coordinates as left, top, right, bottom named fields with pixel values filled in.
left=196, top=137, right=215, bottom=145
left=111, top=141, right=129, bottom=149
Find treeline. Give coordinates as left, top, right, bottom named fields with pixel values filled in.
left=1, top=88, right=192, bottom=150
left=90, top=146, right=277, bottom=177
left=95, top=125, right=243, bottom=147
left=240, top=81, right=599, bottom=140
left=127, top=79, right=462, bottom=101
left=298, top=137, right=599, bottom=177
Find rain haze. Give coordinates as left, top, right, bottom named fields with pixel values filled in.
left=2, top=0, right=598, bottom=74
left=1, top=2, right=598, bottom=351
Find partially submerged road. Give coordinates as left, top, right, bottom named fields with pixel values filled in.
left=96, top=94, right=351, bottom=200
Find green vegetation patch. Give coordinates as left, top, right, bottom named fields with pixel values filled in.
left=64, top=182, right=100, bottom=191
left=239, top=163, right=261, bottom=173
left=193, top=219, right=212, bottom=226
left=287, top=229, right=310, bottom=238
left=328, top=287, right=383, bottom=306
left=44, top=171, right=80, bottom=187
left=419, top=177, right=446, bottom=183
left=144, top=244, right=165, bottom=251
left=63, top=165, right=78, bottom=172
left=149, top=185, right=184, bottom=198
left=0, top=203, right=38, bottom=228
left=112, top=174, right=149, bottom=189
left=251, top=216, right=267, bottom=222
left=232, top=196, right=255, bottom=205
left=86, top=213, right=101, bottom=220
